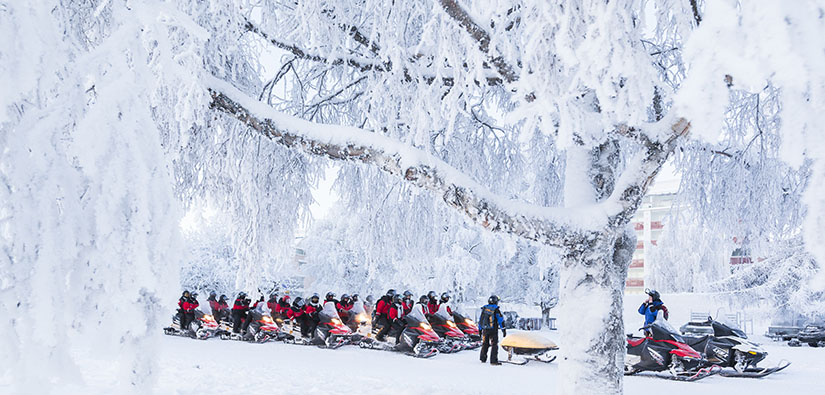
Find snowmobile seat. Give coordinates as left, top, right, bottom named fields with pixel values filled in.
left=683, top=335, right=709, bottom=348
left=627, top=337, right=646, bottom=347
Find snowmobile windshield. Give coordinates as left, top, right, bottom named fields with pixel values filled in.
left=408, top=304, right=429, bottom=323
left=712, top=320, right=746, bottom=338
left=649, top=319, right=684, bottom=343
left=350, top=301, right=366, bottom=315
left=434, top=304, right=452, bottom=321
left=321, top=301, right=340, bottom=319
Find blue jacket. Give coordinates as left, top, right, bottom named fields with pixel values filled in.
left=479, top=304, right=505, bottom=330
left=639, top=301, right=664, bottom=326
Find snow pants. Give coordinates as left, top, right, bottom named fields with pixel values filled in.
left=375, top=315, right=391, bottom=341
left=232, top=310, right=244, bottom=333
left=480, top=328, right=499, bottom=363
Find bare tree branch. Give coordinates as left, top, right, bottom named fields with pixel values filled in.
left=690, top=0, right=703, bottom=25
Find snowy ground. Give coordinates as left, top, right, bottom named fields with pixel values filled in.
left=40, top=333, right=825, bottom=395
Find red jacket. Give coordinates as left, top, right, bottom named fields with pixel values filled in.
left=286, top=307, right=302, bottom=319
left=267, top=300, right=277, bottom=312
left=376, top=297, right=391, bottom=316
left=209, top=299, right=220, bottom=312
left=303, top=304, right=321, bottom=316
left=232, top=298, right=246, bottom=311
left=427, top=302, right=439, bottom=315
left=336, top=301, right=353, bottom=311
left=388, top=304, right=404, bottom=320
left=178, top=297, right=188, bottom=311
left=402, top=301, right=413, bottom=315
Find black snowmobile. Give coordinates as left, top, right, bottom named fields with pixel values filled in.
left=625, top=319, right=718, bottom=381
left=164, top=309, right=219, bottom=339
left=359, top=304, right=441, bottom=358
left=683, top=318, right=790, bottom=378
left=428, top=305, right=469, bottom=353
left=789, top=323, right=825, bottom=347
left=221, top=308, right=282, bottom=343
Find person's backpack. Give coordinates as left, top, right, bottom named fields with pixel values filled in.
left=479, top=305, right=497, bottom=330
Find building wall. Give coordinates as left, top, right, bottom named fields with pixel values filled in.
left=626, top=193, right=675, bottom=294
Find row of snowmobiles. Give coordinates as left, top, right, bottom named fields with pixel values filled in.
left=625, top=315, right=790, bottom=381
left=164, top=301, right=485, bottom=359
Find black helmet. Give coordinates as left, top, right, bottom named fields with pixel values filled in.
left=325, top=292, right=336, bottom=301
left=488, top=295, right=500, bottom=305
left=238, top=291, right=247, bottom=299
left=341, top=294, right=351, bottom=303
left=192, top=292, right=198, bottom=299
left=219, top=294, right=227, bottom=300
left=646, top=289, right=661, bottom=301
left=293, top=297, right=305, bottom=309
left=402, top=290, right=413, bottom=298
left=440, top=292, right=451, bottom=303
left=391, top=294, right=402, bottom=304
left=310, top=294, right=320, bottom=305
left=351, top=294, right=359, bottom=302
left=418, top=295, right=428, bottom=304
left=386, top=289, right=396, bottom=297
left=269, top=292, right=278, bottom=299
left=182, top=290, right=190, bottom=297
left=427, top=291, right=437, bottom=300
left=209, top=291, right=216, bottom=297
left=366, top=295, right=374, bottom=303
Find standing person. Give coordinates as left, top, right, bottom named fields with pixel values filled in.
left=638, top=289, right=668, bottom=335
left=387, top=294, right=407, bottom=342
left=374, top=289, right=395, bottom=341
left=275, top=295, right=291, bottom=319
left=217, top=294, right=229, bottom=322
left=301, top=294, right=323, bottom=339
left=479, top=295, right=505, bottom=366
left=178, top=290, right=191, bottom=330
left=337, top=294, right=354, bottom=321
left=184, top=292, right=199, bottom=334
left=231, top=292, right=248, bottom=334
left=266, top=293, right=278, bottom=314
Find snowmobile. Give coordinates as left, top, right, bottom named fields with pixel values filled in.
left=625, top=318, right=718, bottom=381
left=359, top=304, right=441, bottom=358
left=221, top=310, right=282, bottom=343
left=428, top=305, right=470, bottom=353
left=164, top=309, right=219, bottom=339
left=499, top=331, right=559, bottom=365
left=789, top=323, right=825, bottom=347
left=682, top=318, right=790, bottom=378
left=343, top=301, right=372, bottom=341
left=281, top=302, right=353, bottom=348
left=452, top=309, right=483, bottom=349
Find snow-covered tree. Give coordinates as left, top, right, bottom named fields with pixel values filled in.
left=4, top=1, right=825, bottom=394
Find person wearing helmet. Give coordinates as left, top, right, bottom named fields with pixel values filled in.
left=207, top=291, right=220, bottom=319
left=231, top=292, right=249, bottom=334
left=374, top=290, right=395, bottom=341
left=325, top=292, right=339, bottom=306
left=217, top=294, right=229, bottom=322
left=274, top=294, right=291, bottom=318
left=300, top=294, right=323, bottom=338
left=639, top=289, right=668, bottom=333
left=479, top=295, right=505, bottom=365
left=439, top=292, right=453, bottom=316
left=426, top=291, right=439, bottom=316
left=178, top=291, right=192, bottom=330
left=266, top=292, right=278, bottom=314
left=288, top=297, right=305, bottom=320
left=418, top=295, right=429, bottom=312
left=377, top=294, right=405, bottom=342
left=401, top=290, right=414, bottom=315
left=337, top=294, right=354, bottom=321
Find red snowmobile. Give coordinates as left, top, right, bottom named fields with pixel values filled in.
left=359, top=304, right=441, bottom=358
left=625, top=319, right=719, bottom=381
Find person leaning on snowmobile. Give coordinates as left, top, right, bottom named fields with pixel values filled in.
left=374, top=289, right=396, bottom=341
left=639, top=289, right=669, bottom=335
left=231, top=292, right=248, bottom=334
left=479, top=295, right=506, bottom=366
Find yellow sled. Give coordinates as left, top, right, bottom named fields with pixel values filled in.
left=500, top=331, right=559, bottom=365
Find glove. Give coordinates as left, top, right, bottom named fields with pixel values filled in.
left=502, top=329, right=507, bottom=337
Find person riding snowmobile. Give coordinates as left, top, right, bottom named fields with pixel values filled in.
left=418, top=295, right=429, bottom=310
left=337, top=294, right=354, bottom=321
left=207, top=291, right=219, bottom=317
left=216, top=294, right=229, bottom=321
left=401, top=290, right=414, bottom=315
left=479, top=295, right=505, bottom=365
left=266, top=293, right=278, bottom=314
left=178, top=291, right=192, bottom=330
left=325, top=292, right=339, bottom=306
left=374, top=289, right=396, bottom=341
left=426, top=291, right=439, bottom=316
left=300, top=294, right=323, bottom=338
left=387, top=294, right=408, bottom=342
left=639, top=289, right=669, bottom=331
left=287, top=297, right=305, bottom=320
left=439, top=292, right=453, bottom=315
left=274, top=295, right=291, bottom=318
left=232, top=292, right=248, bottom=334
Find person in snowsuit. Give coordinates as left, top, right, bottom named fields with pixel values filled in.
left=418, top=295, right=429, bottom=312
left=241, top=297, right=253, bottom=332
left=217, top=294, right=229, bottom=322
left=374, top=289, right=396, bottom=341
left=266, top=293, right=278, bottom=314
left=401, top=290, right=414, bottom=315
left=337, top=294, right=353, bottom=321
left=301, top=294, right=323, bottom=338
left=231, top=292, right=248, bottom=334
left=364, top=295, right=374, bottom=316
left=178, top=291, right=192, bottom=330
left=207, top=291, right=220, bottom=319
left=426, top=291, right=439, bottom=317
left=639, top=289, right=669, bottom=330
left=438, top=292, right=453, bottom=315
left=325, top=292, right=339, bottom=306
left=185, top=292, right=199, bottom=333
left=387, top=294, right=407, bottom=342
left=274, top=295, right=291, bottom=319
left=479, top=295, right=505, bottom=365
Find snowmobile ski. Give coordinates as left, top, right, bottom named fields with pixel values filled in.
left=718, top=360, right=790, bottom=378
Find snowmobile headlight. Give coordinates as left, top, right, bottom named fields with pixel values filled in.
left=262, top=316, right=274, bottom=324
left=420, top=323, right=432, bottom=330
left=356, top=313, right=368, bottom=322
left=749, top=351, right=757, bottom=355
left=203, top=315, right=213, bottom=321
left=331, top=318, right=342, bottom=325
left=465, top=319, right=475, bottom=325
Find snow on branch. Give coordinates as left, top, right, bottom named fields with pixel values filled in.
left=207, top=78, right=593, bottom=247
left=438, top=0, right=519, bottom=84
